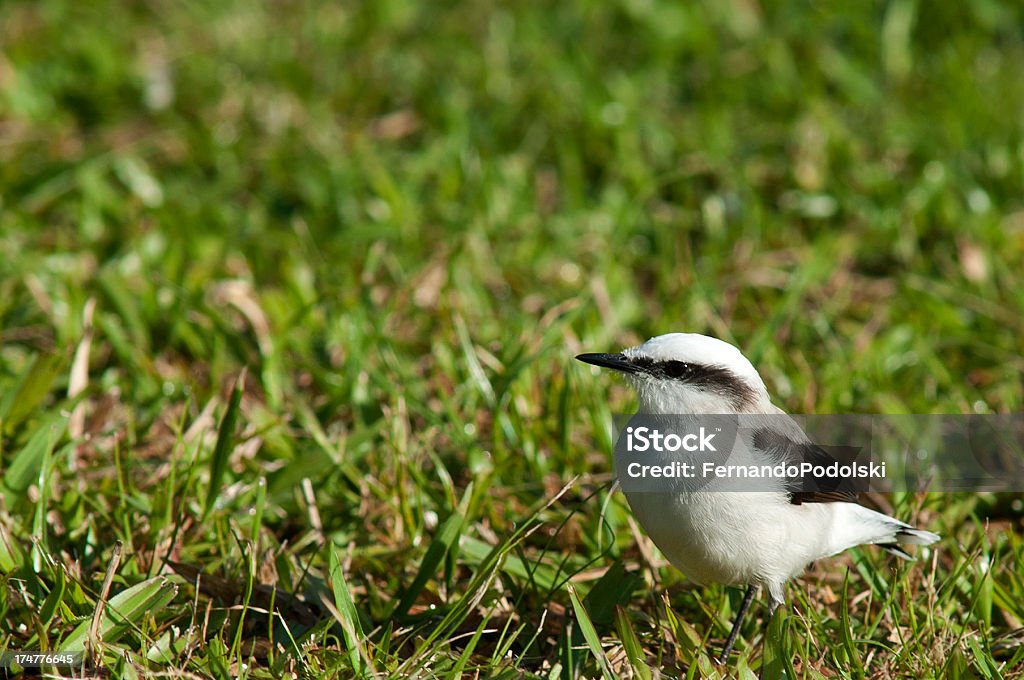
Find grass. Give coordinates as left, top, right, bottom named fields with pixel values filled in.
left=1, top=0, right=1023, bottom=677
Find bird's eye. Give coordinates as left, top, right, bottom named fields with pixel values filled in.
left=663, top=361, right=690, bottom=378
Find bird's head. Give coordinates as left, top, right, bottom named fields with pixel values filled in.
left=576, top=333, right=771, bottom=414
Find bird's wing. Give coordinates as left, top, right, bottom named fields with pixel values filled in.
left=749, top=424, right=862, bottom=505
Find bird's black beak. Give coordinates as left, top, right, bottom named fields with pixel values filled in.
left=575, top=352, right=639, bottom=374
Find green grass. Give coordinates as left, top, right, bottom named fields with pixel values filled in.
left=2, top=0, right=1023, bottom=677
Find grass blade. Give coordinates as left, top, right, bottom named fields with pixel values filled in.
left=583, top=560, right=641, bottom=626
left=394, top=507, right=465, bottom=617
left=2, top=414, right=67, bottom=498
left=840, top=569, right=866, bottom=677
left=614, top=605, right=652, bottom=680
left=59, top=576, right=179, bottom=651
left=203, top=369, right=246, bottom=519
left=0, top=522, right=25, bottom=573
left=567, top=583, right=615, bottom=680
left=328, top=546, right=368, bottom=675
left=0, top=353, right=64, bottom=435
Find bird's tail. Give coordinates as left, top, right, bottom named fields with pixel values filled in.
left=840, top=505, right=940, bottom=560
left=878, top=527, right=941, bottom=560
left=894, top=526, right=941, bottom=545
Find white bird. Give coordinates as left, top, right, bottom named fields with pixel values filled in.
left=576, top=332, right=939, bottom=663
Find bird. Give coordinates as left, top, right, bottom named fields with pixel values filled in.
left=576, top=332, right=939, bottom=664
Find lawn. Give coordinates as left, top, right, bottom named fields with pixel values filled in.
left=1, top=0, right=1023, bottom=677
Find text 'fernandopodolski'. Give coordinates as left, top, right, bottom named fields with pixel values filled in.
left=625, top=460, right=887, bottom=480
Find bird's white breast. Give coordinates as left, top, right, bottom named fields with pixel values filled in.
left=624, top=487, right=843, bottom=587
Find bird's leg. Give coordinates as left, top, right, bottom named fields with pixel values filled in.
left=717, top=584, right=757, bottom=664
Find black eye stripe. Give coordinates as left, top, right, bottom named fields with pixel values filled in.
left=663, top=360, right=691, bottom=378
left=632, top=357, right=757, bottom=408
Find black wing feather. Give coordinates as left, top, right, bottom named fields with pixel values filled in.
left=751, top=428, right=862, bottom=505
